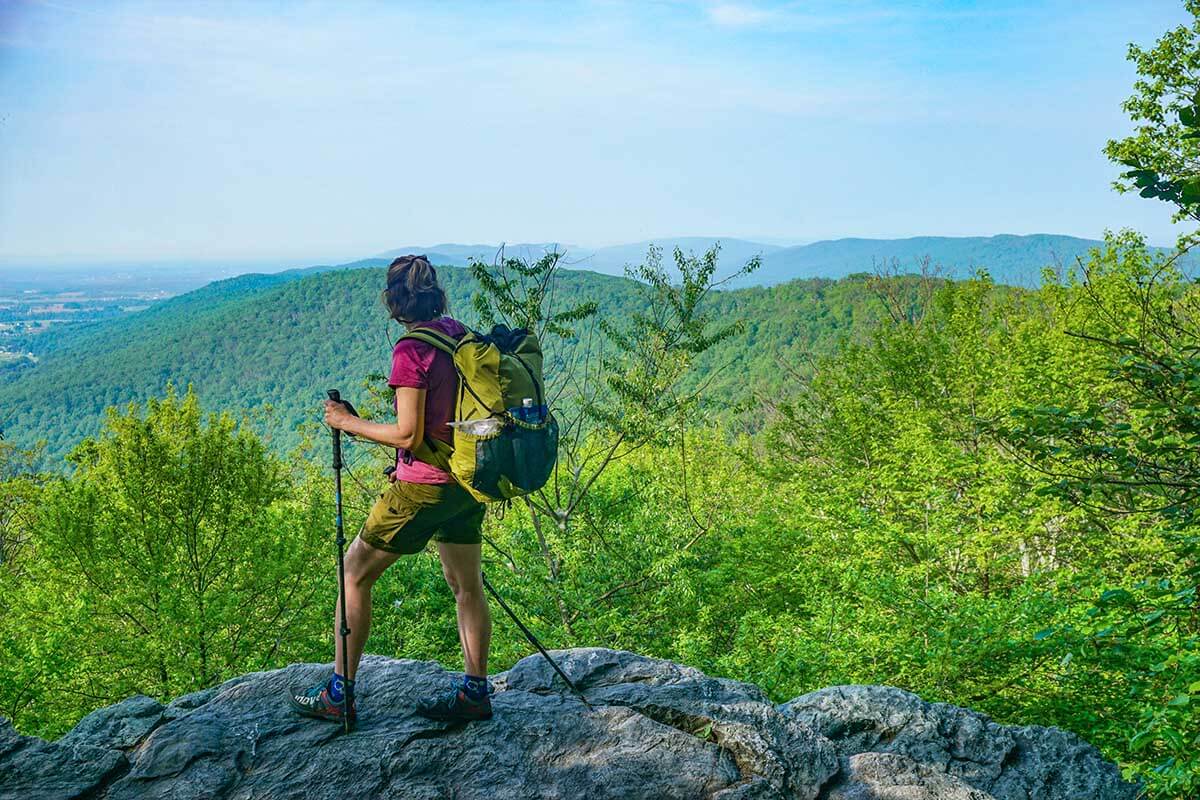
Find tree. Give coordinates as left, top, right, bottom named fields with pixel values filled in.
left=1, top=386, right=329, bottom=736
left=0, top=438, right=47, bottom=731
left=468, top=243, right=758, bottom=633
left=1106, top=0, right=1200, bottom=241
left=991, top=235, right=1200, bottom=795
left=0, top=438, right=41, bottom=571
left=988, top=5, right=1200, bottom=790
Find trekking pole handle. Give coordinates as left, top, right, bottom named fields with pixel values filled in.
left=326, top=389, right=360, bottom=452
left=326, top=389, right=360, bottom=418
left=326, top=388, right=345, bottom=470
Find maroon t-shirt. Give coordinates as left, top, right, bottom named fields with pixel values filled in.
left=388, top=316, right=468, bottom=484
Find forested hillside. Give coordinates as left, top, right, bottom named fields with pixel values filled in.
left=3, top=234, right=1157, bottom=464
left=0, top=257, right=932, bottom=465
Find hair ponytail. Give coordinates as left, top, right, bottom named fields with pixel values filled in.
left=382, top=254, right=448, bottom=323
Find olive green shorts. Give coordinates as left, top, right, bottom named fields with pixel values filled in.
left=359, top=479, right=485, bottom=555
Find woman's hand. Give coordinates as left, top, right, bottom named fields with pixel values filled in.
left=324, top=399, right=353, bottom=431
left=320, top=390, right=423, bottom=448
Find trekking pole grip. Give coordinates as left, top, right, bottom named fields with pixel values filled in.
left=326, top=389, right=343, bottom=469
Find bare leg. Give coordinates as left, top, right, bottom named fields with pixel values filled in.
left=336, top=534, right=402, bottom=681
left=437, top=541, right=491, bottom=677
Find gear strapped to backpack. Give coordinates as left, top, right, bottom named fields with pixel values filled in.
left=397, top=323, right=559, bottom=503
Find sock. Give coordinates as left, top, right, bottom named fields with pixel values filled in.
left=327, top=672, right=354, bottom=704
left=461, top=673, right=489, bottom=701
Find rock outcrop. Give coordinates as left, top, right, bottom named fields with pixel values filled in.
left=0, top=648, right=1137, bottom=800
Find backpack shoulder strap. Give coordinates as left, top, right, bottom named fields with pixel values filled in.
left=398, top=327, right=460, bottom=356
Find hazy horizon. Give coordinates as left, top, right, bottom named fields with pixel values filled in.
left=0, top=230, right=1184, bottom=277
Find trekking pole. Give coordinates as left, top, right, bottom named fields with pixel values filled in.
left=327, top=389, right=355, bottom=734
left=480, top=571, right=592, bottom=709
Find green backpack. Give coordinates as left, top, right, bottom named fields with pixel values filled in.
left=399, top=323, right=559, bottom=503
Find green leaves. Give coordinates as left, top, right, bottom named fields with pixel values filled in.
left=1121, top=165, right=1200, bottom=207
left=1100, top=588, right=1135, bottom=605
left=1105, top=8, right=1200, bottom=238
left=1124, top=169, right=1160, bottom=187
left=995, top=231, right=1200, bottom=796
left=467, top=250, right=597, bottom=340
left=1182, top=179, right=1200, bottom=204
left=1130, top=728, right=1157, bottom=753
left=0, top=387, right=329, bottom=737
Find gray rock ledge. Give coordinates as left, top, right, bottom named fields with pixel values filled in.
left=0, top=647, right=1137, bottom=800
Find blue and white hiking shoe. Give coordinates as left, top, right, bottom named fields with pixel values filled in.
left=288, top=676, right=356, bottom=728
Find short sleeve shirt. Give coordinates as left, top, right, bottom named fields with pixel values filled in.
left=388, top=316, right=468, bottom=484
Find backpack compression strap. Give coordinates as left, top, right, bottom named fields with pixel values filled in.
left=399, top=327, right=459, bottom=356
left=396, top=327, right=461, bottom=471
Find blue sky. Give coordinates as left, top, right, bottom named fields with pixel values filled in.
left=0, top=0, right=1193, bottom=262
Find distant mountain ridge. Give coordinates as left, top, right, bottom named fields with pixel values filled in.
left=754, top=233, right=1186, bottom=287
left=376, top=238, right=781, bottom=279
left=3, top=231, right=1192, bottom=462
left=5, top=233, right=1180, bottom=297
left=380, top=234, right=1194, bottom=288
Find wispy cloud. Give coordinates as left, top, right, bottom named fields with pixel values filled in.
left=706, top=3, right=773, bottom=27
left=703, top=1, right=914, bottom=32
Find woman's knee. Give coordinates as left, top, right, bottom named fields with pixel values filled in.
left=441, top=566, right=460, bottom=596
left=345, top=538, right=390, bottom=589
left=443, top=567, right=482, bottom=600
left=345, top=559, right=375, bottom=590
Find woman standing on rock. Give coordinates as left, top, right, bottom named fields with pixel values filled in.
left=288, top=254, right=493, bottom=728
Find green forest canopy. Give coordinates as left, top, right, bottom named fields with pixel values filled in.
left=0, top=258, right=957, bottom=466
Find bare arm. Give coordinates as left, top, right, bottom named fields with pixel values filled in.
left=323, top=388, right=426, bottom=451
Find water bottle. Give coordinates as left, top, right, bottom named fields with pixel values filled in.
left=521, top=397, right=534, bottom=423
left=449, top=417, right=503, bottom=436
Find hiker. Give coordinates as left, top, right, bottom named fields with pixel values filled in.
left=289, top=254, right=493, bottom=727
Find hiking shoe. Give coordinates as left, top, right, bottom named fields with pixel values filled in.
left=288, top=677, right=356, bottom=728
left=414, top=683, right=493, bottom=722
